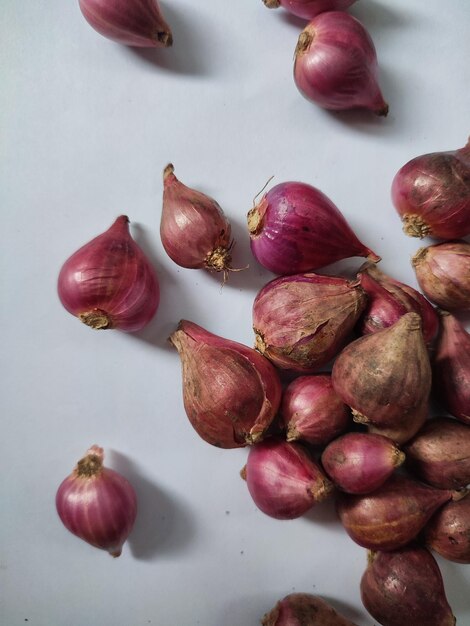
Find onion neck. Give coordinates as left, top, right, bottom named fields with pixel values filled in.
left=411, top=247, right=428, bottom=268
left=155, top=30, right=172, bottom=47
left=76, top=448, right=104, bottom=478
left=247, top=206, right=263, bottom=235
left=79, top=309, right=113, bottom=330
left=254, top=331, right=267, bottom=355
left=457, top=136, right=470, bottom=165
left=263, top=0, right=280, bottom=7
left=295, top=30, right=314, bottom=57
left=402, top=214, right=431, bottom=238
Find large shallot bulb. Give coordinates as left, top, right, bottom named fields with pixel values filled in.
left=294, top=12, right=388, bottom=115
left=262, top=0, right=357, bottom=20
left=169, top=321, right=282, bottom=448
left=58, top=216, right=160, bottom=332
left=262, top=593, right=358, bottom=626
left=253, top=273, right=367, bottom=372
left=56, top=445, right=137, bottom=557
left=247, top=181, right=379, bottom=275
left=425, top=497, right=470, bottom=564
left=79, top=0, right=173, bottom=47
left=361, top=546, right=456, bottom=626
left=392, top=138, right=470, bottom=239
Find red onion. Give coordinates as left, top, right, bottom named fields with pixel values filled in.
left=357, top=262, right=438, bottom=344
left=337, top=475, right=457, bottom=551
left=433, top=311, right=470, bottom=424
left=161, top=165, right=239, bottom=280
left=243, top=438, right=333, bottom=519
left=293, top=12, right=388, bottom=115
left=247, top=181, right=380, bottom=275
left=169, top=320, right=282, bottom=448
left=321, top=433, right=405, bottom=494
left=253, top=273, right=366, bottom=372
left=404, top=417, right=470, bottom=490
left=262, top=593, right=358, bottom=626
left=361, top=546, right=456, bottom=626
left=78, top=0, right=172, bottom=47
left=281, top=375, right=350, bottom=446
left=58, top=216, right=160, bottom=332
left=332, top=313, right=432, bottom=445
left=262, top=0, right=357, bottom=20
left=392, top=138, right=470, bottom=239
left=56, top=445, right=137, bottom=557
left=412, top=241, right=470, bottom=311
left=425, top=497, right=470, bottom=564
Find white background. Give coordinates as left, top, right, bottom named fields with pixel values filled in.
left=1, top=1, right=469, bottom=624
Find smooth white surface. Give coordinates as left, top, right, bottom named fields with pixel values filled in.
left=1, top=1, right=469, bottom=624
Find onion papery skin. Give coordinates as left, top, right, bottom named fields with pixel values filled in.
left=281, top=374, right=350, bottom=446
left=392, top=139, right=470, bottom=239
left=57, top=216, right=160, bottom=332
left=425, top=497, right=470, bottom=564
left=337, top=475, right=454, bottom=551
left=169, top=320, right=282, bottom=448
left=247, top=181, right=380, bottom=275
left=293, top=13, right=388, bottom=115
left=56, top=446, right=137, bottom=557
left=161, top=164, right=235, bottom=277
left=404, top=417, right=470, bottom=490
left=261, top=593, right=358, bottom=626
left=433, top=311, right=470, bottom=424
left=357, top=262, right=438, bottom=344
left=360, top=546, right=456, bottom=626
left=253, top=273, right=367, bottom=372
left=78, top=0, right=173, bottom=47
left=262, top=0, right=357, bottom=20
left=244, top=438, right=333, bottom=519
left=331, top=313, right=432, bottom=443
left=412, top=241, right=470, bottom=311
left=321, top=433, right=405, bottom=495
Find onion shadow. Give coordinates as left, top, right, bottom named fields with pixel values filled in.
left=321, top=595, right=366, bottom=623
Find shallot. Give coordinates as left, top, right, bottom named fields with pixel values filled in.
left=262, top=0, right=357, bottom=20
left=425, top=497, right=470, bottom=564
left=262, top=593, right=358, bottom=626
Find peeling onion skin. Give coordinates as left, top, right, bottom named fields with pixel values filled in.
left=392, top=139, right=470, bottom=239
left=321, top=433, right=405, bottom=495
left=169, top=320, right=282, bottom=448
left=281, top=375, right=350, bottom=446
left=57, top=216, right=160, bottom=332
left=262, top=0, right=357, bottom=20
left=56, top=446, right=137, bottom=557
left=261, top=593, right=358, bottom=626
left=78, top=0, right=173, bottom=47
left=253, top=273, right=367, bottom=373
left=248, top=181, right=380, bottom=275
left=336, top=475, right=454, bottom=551
left=425, top=497, right=470, bottom=564
left=404, top=417, right=470, bottom=490
left=412, top=241, right=470, bottom=311
left=433, top=311, right=470, bottom=424
left=294, top=13, right=388, bottom=115
left=244, top=438, right=333, bottom=519
left=360, top=546, right=456, bottom=626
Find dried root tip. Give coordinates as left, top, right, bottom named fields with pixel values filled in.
left=367, top=550, right=378, bottom=565
left=286, top=425, right=300, bottom=443
left=76, top=449, right=104, bottom=478
left=247, top=206, right=263, bottom=235
left=163, top=163, right=175, bottom=181
left=411, top=247, right=428, bottom=267
left=393, top=448, right=406, bottom=467
left=263, top=0, right=280, bottom=7
left=246, top=431, right=264, bottom=445
left=109, top=548, right=122, bottom=558
left=156, top=30, right=172, bottom=47
left=240, top=465, right=247, bottom=481
left=254, top=331, right=267, bottom=355
left=375, top=102, right=389, bottom=117
left=79, top=309, right=113, bottom=330
left=205, top=246, right=232, bottom=273
left=295, top=30, right=314, bottom=57
left=403, top=214, right=431, bottom=238
left=352, top=409, right=370, bottom=425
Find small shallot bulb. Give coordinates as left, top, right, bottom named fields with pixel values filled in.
left=262, top=0, right=357, bottom=20
left=321, top=433, right=405, bottom=494
left=161, top=165, right=238, bottom=280
left=169, top=320, right=282, bottom=448
left=412, top=241, right=470, bottom=311
left=281, top=375, right=350, bottom=446
left=253, top=273, right=367, bottom=372
left=57, top=216, right=160, bottom=332
left=261, top=593, right=358, bottom=626
left=392, top=138, right=470, bottom=239
left=361, top=546, right=456, bottom=626
left=242, top=438, right=333, bottom=519
left=56, top=446, right=137, bottom=557
left=247, top=181, right=380, bottom=275
left=425, top=497, right=470, bottom=564
left=294, top=12, right=388, bottom=115
left=433, top=311, right=470, bottom=424
left=78, top=0, right=173, bottom=47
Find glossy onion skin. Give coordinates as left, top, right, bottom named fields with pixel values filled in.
left=79, top=0, right=173, bottom=47
left=248, top=181, right=379, bottom=275
left=294, top=12, right=387, bottom=115
left=261, top=593, right=358, bottom=626
left=57, top=216, right=160, bottom=332
left=169, top=321, right=282, bottom=448
left=392, top=139, right=470, bottom=239
left=425, top=497, right=470, bottom=564
left=361, top=546, right=456, bottom=626
left=263, top=0, right=357, bottom=20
